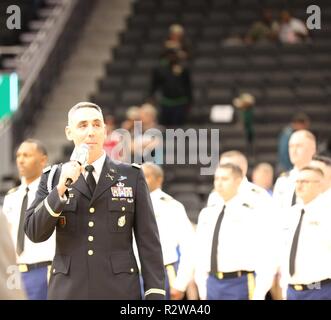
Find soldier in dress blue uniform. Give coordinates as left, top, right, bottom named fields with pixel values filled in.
left=207, top=150, right=272, bottom=208
left=195, top=164, right=277, bottom=300
left=279, top=166, right=331, bottom=300
left=24, top=102, right=165, bottom=300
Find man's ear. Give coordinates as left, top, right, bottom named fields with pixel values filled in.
left=65, top=126, right=73, bottom=141
left=158, top=176, right=164, bottom=188
left=41, top=155, right=48, bottom=168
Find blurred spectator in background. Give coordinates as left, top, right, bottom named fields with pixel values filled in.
left=252, top=162, right=274, bottom=196
left=233, top=93, right=256, bottom=154
left=131, top=103, right=163, bottom=164
left=163, top=24, right=191, bottom=62
left=245, top=8, right=279, bottom=44
left=103, top=114, right=123, bottom=161
left=149, top=48, right=193, bottom=127
left=277, top=113, right=310, bottom=173
left=278, top=10, right=309, bottom=44
left=121, top=106, right=140, bottom=134
left=274, top=130, right=316, bottom=209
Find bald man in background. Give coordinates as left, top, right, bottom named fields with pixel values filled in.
left=273, top=130, right=316, bottom=209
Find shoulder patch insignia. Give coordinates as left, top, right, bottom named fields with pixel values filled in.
left=6, top=186, right=18, bottom=195
left=131, top=163, right=141, bottom=169
left=160, top=195, right=173, bottom=202
left=43, top=165, right=52, bottom=173
left=280, top=171, right=290, bottom=177
left=251, top=187, right=261, bottom=194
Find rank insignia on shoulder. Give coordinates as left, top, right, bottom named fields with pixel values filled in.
left=243, top=203, right=253, bottom=209
left=131, top=163, right=141, bottom=169
left=43, top=165, right=52, bottom=173
left=160, top=195, right=173, bottom=202
left=251, top=188, right=261, bottom=194
left=280, top=171, right=290, bottom=177
left=6, top=186, right=18, bottom=195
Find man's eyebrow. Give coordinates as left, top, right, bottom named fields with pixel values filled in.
left=77, top=119, right=102, bottom=125
left=77, top=120, right=88, bottom=126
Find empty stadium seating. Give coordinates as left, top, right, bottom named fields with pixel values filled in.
left=90, top=0, right=331, bottom=221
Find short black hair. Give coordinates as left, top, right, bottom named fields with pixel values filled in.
left=300, top=166, right=324, bottom=177
left=312, top=155, right=331, bottom=166
left=22, top=139, right=48, bottom=156
left=219, top=163, right=243, bottom=178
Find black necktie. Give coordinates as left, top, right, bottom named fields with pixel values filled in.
left=289, top=209, right=305, bottom=276
left=85, top=165, right=96, bottom=195
left=17, top=187, right=29, bottom=255
left=291, top=191, right=297, bottom=206
left=210, top=205, right=226, bottom=274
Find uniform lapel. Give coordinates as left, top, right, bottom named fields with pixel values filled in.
left=90, top=157, right=119, bottom=204
left=72, top=174, right=91, bottom=199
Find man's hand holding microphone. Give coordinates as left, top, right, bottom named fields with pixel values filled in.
left=57, top=144, right=89, bottom=196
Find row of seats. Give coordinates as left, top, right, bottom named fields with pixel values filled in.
left=93, top=0, right=331, bottom=222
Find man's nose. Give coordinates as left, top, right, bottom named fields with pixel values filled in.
left=87, top=124, right=95, bottom=135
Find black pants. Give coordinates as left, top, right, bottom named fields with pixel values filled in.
left=160, top=104, right=187, bottom=126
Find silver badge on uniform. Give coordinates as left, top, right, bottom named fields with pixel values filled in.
left=118, top=215, right=126, bottom=227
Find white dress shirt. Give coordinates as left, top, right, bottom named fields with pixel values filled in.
left=3, top=178, right=56, bottom=264
left=207, top=177, right=272, bottom=207
left=280, top=196, right=331, bottom=291
left=83, top=151, right=106, bottom=184
left=150, top=188, right=195, bottom=292
left=195, top=194, right=278, bottom=300
left=273, top=168, right=301, bottom=209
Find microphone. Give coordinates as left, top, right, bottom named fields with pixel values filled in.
left=65, top=144, right=89, bottom=187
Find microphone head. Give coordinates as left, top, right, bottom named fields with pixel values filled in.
left=70, top=143, right=89, bottom=165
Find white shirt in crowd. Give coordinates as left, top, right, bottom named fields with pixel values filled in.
left=273, top=168, right=300, bottom=209
left=150, top=188, right=195, bottom=292
left=195, top=194, right=278, bottom=300
left=279, top=195, right=331, bottom=296
left=2, top=177, right=56, bottom=265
